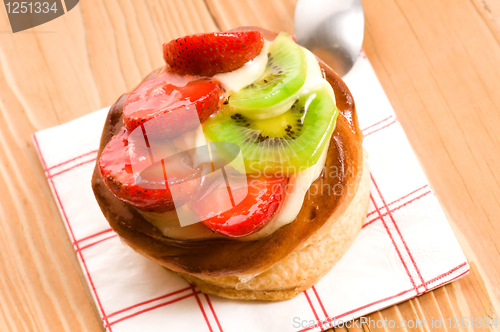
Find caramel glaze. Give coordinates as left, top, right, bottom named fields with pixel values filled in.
left=91, top=27, right=363, bottom=278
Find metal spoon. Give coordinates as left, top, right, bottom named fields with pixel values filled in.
left=294, top=0, right=364, bottom=77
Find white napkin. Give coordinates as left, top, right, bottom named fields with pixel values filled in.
left=33, top=53, right=469, bottom=332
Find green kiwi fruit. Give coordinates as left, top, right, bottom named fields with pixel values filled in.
left=203, top=86, right=338, bottom=175
left=227, top=32, right=307, bottom=120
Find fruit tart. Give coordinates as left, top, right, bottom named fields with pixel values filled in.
left=92, top=26, right=370, bottom=301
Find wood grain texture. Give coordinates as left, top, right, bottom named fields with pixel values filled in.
left=0, top=0, right=498, bottom=330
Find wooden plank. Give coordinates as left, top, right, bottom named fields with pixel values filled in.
left=361, top=0, right=500, bottom=307
left=206, top=0, right=296, bottom=33
left=471, top=0, right=500, bottom=44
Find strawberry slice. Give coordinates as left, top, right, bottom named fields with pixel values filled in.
left=123, top=72, right=224, bottom=138
left=191, top=174, right=287, bottom=237
left=163, top=31, right=264, bottom=76
left=99, top=128, right=201, bottom=213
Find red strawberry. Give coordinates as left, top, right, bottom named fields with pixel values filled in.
left=99, top=127, right=201, bottom=213
left=191, top=174, right=287, bottom=237
left=123, top=71, right=225, bottom=138
left=163, top=31, right=264, bottom=76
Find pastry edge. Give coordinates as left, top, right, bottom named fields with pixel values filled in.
left=123, top=156, right=369, bottom=301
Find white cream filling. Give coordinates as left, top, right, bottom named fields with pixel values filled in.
left=139, top=41, right=336, bottom=241
left=214, top=41, right=271, bottom=94
left=236, top=140, right=330, bottom=241
left=299, top=48, right=336, bottom=103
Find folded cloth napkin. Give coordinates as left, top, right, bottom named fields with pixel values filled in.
left=33, top=53, right=469, bottom=332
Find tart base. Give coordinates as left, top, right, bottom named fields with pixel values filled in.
left=141, top=156, right=369, bottom=301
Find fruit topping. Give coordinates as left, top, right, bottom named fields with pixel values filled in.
left=123, top=72, right=224, bottom=138
left=99, top=128, right=201, bottom=213
left=163, top=31, right=264, bottom=77
left=191, top=174, right=287, bottom=237
left=97, top=28, right=345, bottom=240
left=203, top=86, right=338, bottom=175
left=227, top=32, right=307, bottom=120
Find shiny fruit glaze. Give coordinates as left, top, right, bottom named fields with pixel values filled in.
left=163, top=31, right=264, bottom=77
left=99, top=127, right=201, bottom=213
left=191, top=175, right=288, bottom=237
left=123, top=71, right=225, bottom=138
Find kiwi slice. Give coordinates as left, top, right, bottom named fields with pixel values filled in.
left=227, top=32, right=307, bottom=120
left=203, top=87, right=338, bottom=175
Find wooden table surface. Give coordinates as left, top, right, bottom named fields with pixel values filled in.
left=0, top=0, right=499, bottom=331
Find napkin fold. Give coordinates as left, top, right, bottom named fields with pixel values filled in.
left=33, top=53, right=469, bottom=332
